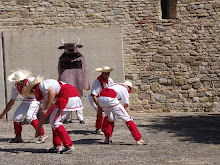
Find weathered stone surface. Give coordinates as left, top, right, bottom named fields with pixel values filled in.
left=0, top=0, right=219, bottom=113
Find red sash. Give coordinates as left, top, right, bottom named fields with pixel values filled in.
left=54, top=83, right=79, bottom=109
left=16, top=79, right=28, bottom=95
left=100, top=88, right=117, bottom=98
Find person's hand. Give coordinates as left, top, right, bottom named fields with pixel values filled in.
left=35, top=129, right=41, bottom=138
left=41, top=109, right=48, bottom=116
left=0, top=113, right=5, bottom=119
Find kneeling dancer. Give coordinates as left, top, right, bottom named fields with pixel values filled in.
left=24, top=76, right=83, bottom=154
left=98, top=81, right=147, bottom=145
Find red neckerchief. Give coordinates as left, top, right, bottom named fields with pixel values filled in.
left=35, top=84, right=43, bottom=101
left=97, top=75, right=109, bottom=89
left=16, top=79, right=28, bottom=95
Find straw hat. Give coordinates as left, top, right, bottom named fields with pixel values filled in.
left=23, top=76, right=44, bottom=96
left=95, top=66, right=115, bottom=72
left=8, top=69, right=31, bottom=82
left=123, top=80, right=137, bottom=93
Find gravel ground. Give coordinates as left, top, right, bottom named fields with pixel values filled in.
left=0, top=110, right=220, bottom=165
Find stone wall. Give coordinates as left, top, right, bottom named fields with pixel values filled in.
left=0, top=0, right=219, bottom=113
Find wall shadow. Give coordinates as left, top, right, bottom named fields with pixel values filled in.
left=139, top=114, right=220, bottom=144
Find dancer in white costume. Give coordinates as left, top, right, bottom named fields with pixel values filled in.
left=0, top=70, right=48, bottom=144
left=98, top=81, right=147, bottom=145
left=88, top=66, right=115, bottom=135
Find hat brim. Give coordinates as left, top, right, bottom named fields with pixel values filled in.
left=130, top=87, right=137, bottom=93
left=23, top=76, right=44, bottom=96
left=8, top=70, right=31, bottom=82
left=95, top=68, right=115, bottom=72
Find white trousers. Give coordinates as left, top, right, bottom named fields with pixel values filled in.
left=89, top=99, right=107, bottom=117
left=13, top=101, right=40, bottom=123
left=98, top=97, right=133, bottom=122
left=55, top=96, right=84, bottom=122
left=65, top=109, right=84, bottom=121
left=49, top=108, right=70, bottom=130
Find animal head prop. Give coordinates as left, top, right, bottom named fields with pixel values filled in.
left=58, top=37, right=83, bottom=54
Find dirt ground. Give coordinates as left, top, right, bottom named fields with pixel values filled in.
left=0, top=110, right=220, bottom=165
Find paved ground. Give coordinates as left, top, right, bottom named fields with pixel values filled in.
left=0, top=110, right=220, bottom=165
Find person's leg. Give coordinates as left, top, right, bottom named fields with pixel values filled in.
left=11, top=102, right=28, bottom=142
left=90, top=100, right=102, bottom=132
left=48, top=108, right=62, bottom=153
left=112, top=104, right=144, bottom=144
left=102, top=116, right=109, bottom=133
left=102, top=110, right=116, bottom=143
left=26, top=101, right=48, bottom=143
left=64, top=111, right=72, bottom=123
left=89, top=99, right=105, bottom=134
left=76, top=109, right=85, bottom=124
left=51, top=110, right=74, bottom=153
left=98, top=97, right=117, bottom=143
left=76, top=89, right=85, bottom=124
left=95, top=106, right=105, bottom=134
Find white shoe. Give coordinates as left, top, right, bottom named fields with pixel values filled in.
left=60, top=146, right=75, bottom=154
left=136, top=139, right=147, bottom=145
left=104, top=137, right=112, bottom=144
left=35, top=134, right=48, bottom=144
left=48, top=146, right=63, bottom=153
left=94, top=129, right=104, bottom=135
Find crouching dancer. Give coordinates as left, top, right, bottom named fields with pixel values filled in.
left=24, top=76, right=83, bottom=154
left=0, top=69, right=48, bottom=143
left=98, top=81, right=147, bottom=145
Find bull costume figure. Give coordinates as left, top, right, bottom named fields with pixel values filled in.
left=58, top=37, right=89, bottom=124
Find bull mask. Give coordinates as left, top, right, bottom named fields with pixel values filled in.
left=58, top=37, right=83, bottom=54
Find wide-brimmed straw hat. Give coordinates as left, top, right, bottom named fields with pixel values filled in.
left=95, top=66, right=115, bottom=72
left=8, top=69, right=31, bottom=82
left=23, top=76, right=44, bottom=96
left=123, top=80, right=137, bottom=93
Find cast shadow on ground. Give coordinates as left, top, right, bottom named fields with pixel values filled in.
left=73, top=138, right=102, bottom=144
left=0, top=147, right=48, bottom=153
left=0, top=138, right=10, bottom=142
left=68, top=129, right=94, bottom=135
left=72, top=138, right=134, bottom=145
left=139, top=114, right=220, bottom=144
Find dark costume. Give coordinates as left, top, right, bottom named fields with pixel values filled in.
left=58, top=52, right=90, bottom=94
left=58, top=41, right=90, bottom=96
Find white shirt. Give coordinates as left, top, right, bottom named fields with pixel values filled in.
left=39, top=79, right=66, bottom=96
left=91, top=78, right=114, bottom=96
left=88, top=78, right=114, bottom=102
left=107, top=83, right=130, bottom=105
left=11, top=77, right=36, bottom=100
left=39, top=79, right=66, bottom=107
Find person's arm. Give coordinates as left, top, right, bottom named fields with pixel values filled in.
left=35, top=87, right=56, bottom=137
left=44, top=87, right=56, bottom=112
left=91, top=94, right=98, bottom=105
left=91, top=94, right=103, bottom=116
left=124, top=103, right=131, bottom=116
left=0, top=99, right=15, bottom=119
